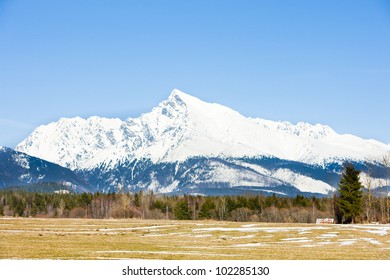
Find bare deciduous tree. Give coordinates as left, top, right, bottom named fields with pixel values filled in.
left=382, top=152, right=390, bottom=222
left=216, top=197, right=227, bottom=221
left=361, top=170, right=373, bottom=222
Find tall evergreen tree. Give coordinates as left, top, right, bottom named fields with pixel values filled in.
left=134, top=192, right=141, bottom=207
left=198, top=198, right=215, bottom=219
left=173, top=200, right=191, bottom=220
left=337, top=164, right=364, bottom=224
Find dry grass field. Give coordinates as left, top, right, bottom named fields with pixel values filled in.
left=0, top=217, right=389, bottom=260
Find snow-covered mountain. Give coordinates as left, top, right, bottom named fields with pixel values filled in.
left=0, top=146, right=91, bottom=192
left=15, top=89, right=390, bottom=196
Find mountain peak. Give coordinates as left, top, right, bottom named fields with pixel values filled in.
left=16, top=89, right=390, bottom=171
left=168, top=89, right=204, bottom=108
left=10, top=89, right=390, bottom=196
left=170, top=88, right=191, bottom=99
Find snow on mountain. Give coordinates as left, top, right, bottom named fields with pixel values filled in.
left=16, top=89, right=389, bottom=170
left=272, top=169, right=335, bottom=194
left=232, top=160, right=336, bottom=195
left=14, top=89, right=390, bottom=196
left=0, top=146, right=91, bottom=191
left=359, top=172, right=386, bottom=189
left=253, top=119, right=336, bottom=140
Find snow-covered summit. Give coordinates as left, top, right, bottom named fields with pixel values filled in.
left=169, top=88, right=201, bottom=104
left=16, top=89, right=390, bottom=171
left=254, top=119, right=336, bottom=139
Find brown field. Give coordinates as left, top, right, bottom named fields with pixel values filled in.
left=0, top=217, right=389, bottom=260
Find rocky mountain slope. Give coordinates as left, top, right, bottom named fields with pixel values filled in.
left=0, top=146, right=91, bottom=192
left=14, top=89, right=390, bottom=196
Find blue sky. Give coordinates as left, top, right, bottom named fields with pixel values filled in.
left=1, top=0, right=390, bottom=147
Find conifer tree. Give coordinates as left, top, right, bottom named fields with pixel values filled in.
left=337, top=164, right=364, bottom=224
left=0, top=202, right=4, bottom=216
left=134, top=192, right=141, bottom=207
left=173, top=200, right=191, bottom=220
left=198, top=198, right=215, bottom=219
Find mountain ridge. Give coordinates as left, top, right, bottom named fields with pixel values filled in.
left=0, top=146, right=91, bottom=192
left=16, top=89, right=389, bottom=170
left=12, top=89, right=390, bottom=196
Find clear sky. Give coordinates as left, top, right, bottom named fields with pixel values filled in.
left=1, top=0, right=390, bottom=148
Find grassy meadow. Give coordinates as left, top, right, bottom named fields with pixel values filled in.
left=0, top=217, right=389, bottom=260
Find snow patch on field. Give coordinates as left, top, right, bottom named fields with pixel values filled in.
left=241, top=224, right=257, bottom=228
left=361, top=238, right=382, bottom=245
left=350, top=225, right=389, bottom=236
left=338, top=239, right=357, bottom=246
left=317, top=233, right=338, bottom=239
left=301, top=244, right=322, bottom=248
left=280, top=237, right=312, bottom=243
left=235, top=243, right=264, bottom=247
left=193, top=234, right=212, bottom=238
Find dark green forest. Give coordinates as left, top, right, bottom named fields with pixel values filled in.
left=1, top=189, right=389, bottom=224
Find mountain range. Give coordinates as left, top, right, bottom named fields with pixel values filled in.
left=2, top=89, right=389, bottom=196
left=0, top=146, right=90, bottom=192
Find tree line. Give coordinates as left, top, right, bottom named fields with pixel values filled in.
left=0, top=186, right=389, bottom=223
left=2, top=154, right=390, bottom=224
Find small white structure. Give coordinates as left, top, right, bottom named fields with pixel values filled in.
left=316, top=218, right=334, bottom=224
